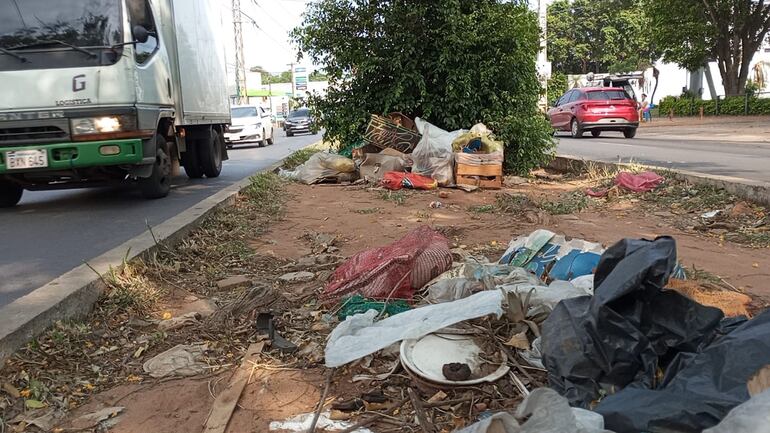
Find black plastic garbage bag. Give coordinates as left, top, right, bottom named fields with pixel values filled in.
left=595, top=309, right=770, bottom=433
left=541, top=237, right=725, bottom=408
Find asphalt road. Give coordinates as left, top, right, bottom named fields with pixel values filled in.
left=557, top=130, right=770, bottom=183
left=0, top=130, right=320, bottom=308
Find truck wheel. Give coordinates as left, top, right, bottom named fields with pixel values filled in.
left=0, top=179, right=23, bottom=207
left=200, top=129, right=223, bottom=178
left=181, top=140, right=204, bottom=179
left=267, top=129, right=274, bottom=145
left=139, top=135, right=172, bottom=199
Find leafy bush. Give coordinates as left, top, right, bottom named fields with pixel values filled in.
left=658, top=94, right=770, bottom=116
left=292, top=0, right=555, bottom=175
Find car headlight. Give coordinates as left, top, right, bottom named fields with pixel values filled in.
left=70, top=115, right=137, bottom=138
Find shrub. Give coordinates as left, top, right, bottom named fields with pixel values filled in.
left=292, top=0, right=555, bottom=175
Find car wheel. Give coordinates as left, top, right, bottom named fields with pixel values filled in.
left=267, top=129, right=274, bottom=145
left=0, top=179, right=23, bottom=207
left=139, top=135, right=172, bottom=199
left=623, top=128, right=637, bottom=139
left=591, top=130, right=601, bottom=138
left=259, top=129, right=267, bottom=147
left=287, top=130, right=294, bottom=137
left=570, top=118, right=584, bottom=138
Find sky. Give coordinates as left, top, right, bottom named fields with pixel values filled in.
left=217, top=0, right=311, bottom=75
left=220, top=0, right=549, bottom=76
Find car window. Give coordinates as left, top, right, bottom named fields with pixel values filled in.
left=288, top=109, right=309, bottom=118
left=568, top=91, right=582, bottom=103
left=127, top=0, right=159, bottom=64
left=232, top=107, right=258, bottom=118
left=586, top=90, right=632, bottom=100
left=557, top=91, right=572, bottom=106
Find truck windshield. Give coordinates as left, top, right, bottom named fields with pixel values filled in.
left=0, top=0, right=123, bottom=71
left=232, top=107, right=258, bottom=118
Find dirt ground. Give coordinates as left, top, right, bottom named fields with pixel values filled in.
left=258, top=180, right=769, bottom=305
left=2, top=167, right=768, bottom=433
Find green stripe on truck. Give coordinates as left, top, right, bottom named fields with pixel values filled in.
left=0, top=139, right=144, bottom=173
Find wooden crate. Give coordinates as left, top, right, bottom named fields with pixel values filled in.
left=455, top=162, right=503, bottom=189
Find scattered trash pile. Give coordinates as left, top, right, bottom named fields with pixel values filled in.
left=280, top=112, right=505, bottom=192
left=298, top=227, right=770, bottom=433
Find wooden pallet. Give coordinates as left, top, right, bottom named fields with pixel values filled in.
left=455, top=162, right=503, bottom=189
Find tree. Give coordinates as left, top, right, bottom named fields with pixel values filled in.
left=261, top=71, right=292, bottom=84
left=547, top=0, right=655, bottom=74
left=647, top=0, right=770, bottom=96
left=292, top=0, right=553, bottom=174
left=310, top=70, right=329, bottom=81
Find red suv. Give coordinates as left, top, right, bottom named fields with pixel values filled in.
left=548, top=87, right=639, bottom=138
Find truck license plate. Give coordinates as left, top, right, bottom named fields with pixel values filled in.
left=6, top=149, right=48, bottom=170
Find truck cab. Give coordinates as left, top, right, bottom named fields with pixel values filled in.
left=0, top=0, right=231, bottom=207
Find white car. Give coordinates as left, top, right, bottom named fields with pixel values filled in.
left=225, top=105, right=275, bottom=147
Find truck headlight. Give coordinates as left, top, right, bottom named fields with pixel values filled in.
left=70, top=115, right=137, bottom=138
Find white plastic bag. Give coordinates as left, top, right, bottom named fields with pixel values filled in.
left=279, top=152, right=355, bottom=184
left=456, top=388, right=612, bottom=433
left=412, top=118, right=464, bottom=186
left=324, top=290, right=505, bottom=367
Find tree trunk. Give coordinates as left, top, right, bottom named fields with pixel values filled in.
left=720, top=62, right=742, bottom=96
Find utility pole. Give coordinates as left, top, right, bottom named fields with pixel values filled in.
left=232, top=0, right=247, bottom=104
left=537, top=0, right=550, bottom=110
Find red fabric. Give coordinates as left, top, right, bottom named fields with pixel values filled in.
left=381, top=172, right=438, bottom=190
left=585, top=188, right=609, bottom=197
left=322, top=226, right=452, bottom=303
left=615, top=171, right=664, bottom=192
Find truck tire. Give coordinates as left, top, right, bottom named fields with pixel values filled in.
left=139, top=135, right=172, bottom=199
left=200, top=128, right=223, bottom=178
left=0, top=179, right=23, bottom=207
left=181, top=140, right=204, bottom=179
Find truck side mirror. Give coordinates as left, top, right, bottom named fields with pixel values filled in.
left=132, top=25, right=151, bottom=44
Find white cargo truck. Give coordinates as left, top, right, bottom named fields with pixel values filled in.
left=0, top=0, right=231, bottom=207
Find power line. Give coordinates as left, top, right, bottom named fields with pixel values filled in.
left=251, top=0, right=292, bottom=34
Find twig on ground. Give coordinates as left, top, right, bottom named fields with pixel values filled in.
left=408, top=388, right=436, bottom=433
left=307, top=367, right=335, bottom=433
left=336, top=397, right=410, bottom=433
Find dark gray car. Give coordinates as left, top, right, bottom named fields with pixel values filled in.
left=283, top=109, right=317, bottom=137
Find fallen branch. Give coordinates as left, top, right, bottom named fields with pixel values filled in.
left=408, top=388, right=435, bottom=433
left=307, top=368, right=335, bottom=433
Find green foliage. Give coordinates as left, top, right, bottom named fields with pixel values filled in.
left=646, top=0, right=770, bottom=96
left=243, top=172, right=286, bottom=215
left=539, top=191, right=589, bottom=215
left=378, top=190, right=408, bottom=206
left=292, top=0, right=554, bottom=175
left=468, top=204, right=496, bottom=213
left=282, top=147, right=321, bottom=170
left=658, top=95, right=770, bottom=116
left=310, top=70, right=329, bottom=81
left=745, top=80, right=761, bottom=97
left=261, top=71, right=293, bottom=84
left=547, top=0, right=655, bottom=75
left=547, top=72, right=568, bottom=107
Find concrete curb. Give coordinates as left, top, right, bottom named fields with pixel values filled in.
left=0, top=144, right=321, bottom=364
left=550, top=154, right=770, bottom=207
